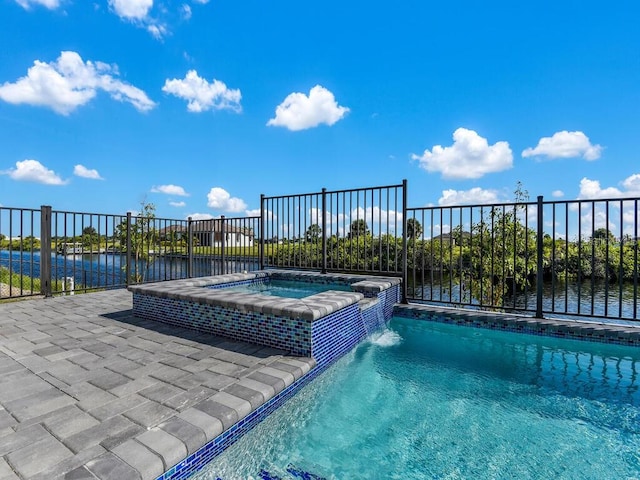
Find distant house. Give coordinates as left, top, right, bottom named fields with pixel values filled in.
left=159, top=220, right=254, bottom=247
left=433, top=231, right=471, bottom=247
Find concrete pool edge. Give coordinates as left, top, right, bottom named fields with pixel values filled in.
left=128, top=270, right=401, bottom=357
left=128, top=270, right=399, bottom=322
left=394, top=303, right=640, bottom=346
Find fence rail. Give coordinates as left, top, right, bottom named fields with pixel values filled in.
left=1, top=182, right=639, bottom=323
left=0, top=207, right=262, bottom=299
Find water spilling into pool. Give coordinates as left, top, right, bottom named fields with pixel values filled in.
left=191, top=317, right=640, bottom=479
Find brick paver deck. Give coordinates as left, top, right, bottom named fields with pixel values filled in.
left=0, top=290, right=314, bottom=480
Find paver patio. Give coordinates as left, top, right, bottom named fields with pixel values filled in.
left=0, top=290, right=314, bottom=480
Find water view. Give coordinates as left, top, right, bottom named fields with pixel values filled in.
left=0, top=249, right=258, bottom=289
left=3, top=249, right=639, bottom=324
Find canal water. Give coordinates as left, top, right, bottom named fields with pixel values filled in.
left=0, top=250, right=259, bottom=290
left=2, top=249, right=638, bottom=323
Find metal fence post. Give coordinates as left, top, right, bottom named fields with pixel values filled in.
left=401, top=179, right=409, bottom=303
left=220, top=216, right=226, bottom=275
left=187, top=217, right=193, bottom=278
left=321, top=188, right=327, bottom=274
left=536, top=195, right=544, bottom=318
left=259, top=194, right=265, bottom=270
left=126, top=212, right=132, bottom=286
left=40, top=205, right=52, bottom=297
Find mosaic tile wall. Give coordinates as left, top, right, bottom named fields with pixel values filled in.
left=132, top=293, right=312, bottom=356
left=393, top=304, right=640, bottom=347
left=379, top=284, right=400, bottom=319
left=311, top=304, right=366, bottom=366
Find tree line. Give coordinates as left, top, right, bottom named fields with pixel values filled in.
left=268, top=204, right=638, bottom=306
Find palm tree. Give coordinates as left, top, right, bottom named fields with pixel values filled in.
left=406, top=218, right=423, bottom=242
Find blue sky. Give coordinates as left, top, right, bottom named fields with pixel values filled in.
left=1, top=0, right=639, bottom=221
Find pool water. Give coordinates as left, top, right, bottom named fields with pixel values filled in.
left=221, top=279, right=352, bottom=299
left=192, top=318, right=640, bottom=480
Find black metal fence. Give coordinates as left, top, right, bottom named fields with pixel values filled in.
left=0, top=207, right=42, bottom=298
left=260, top=181, right=406, bottom=277
left=406, top=196, right=639, bottom=321
left=0, top=207, right=260, bottom=298
left=1, top=182, right=639, bottom=323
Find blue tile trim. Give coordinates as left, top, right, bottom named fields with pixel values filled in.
left=133, top=293, right=312, bottom=356
left=155, top=352, right=342, bottom=480
left=393, top=304, right=640, bottom=347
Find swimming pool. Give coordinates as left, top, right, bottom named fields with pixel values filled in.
left=191, top=317, right=640, bottom=479
left=219, top=279, right=352, bottom=298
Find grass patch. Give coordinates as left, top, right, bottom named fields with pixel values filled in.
left=0, top=266, right=41, bottom=292
left=0, top=267, right=67, bottom=297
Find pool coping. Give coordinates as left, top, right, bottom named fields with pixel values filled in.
left=128, top=270, right=401, bottom=322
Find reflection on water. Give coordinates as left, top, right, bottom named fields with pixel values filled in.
left=410, top=278, right=639, bottom=322
left=0, top=250, right=259, bottom=291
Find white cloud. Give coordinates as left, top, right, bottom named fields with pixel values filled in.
left=438, top=187, right=501, bottom=206
left=151, top=184, right=189, bottom=196
left=162, top=70, right=241, bottom=113
left=578, top=173, right=640, bottom=200
left=578, top=178, right=623, bottom=199
left=1, top=160, right=67, bottom=185
left=522, top=131, right=602, bottom=161
left=169, top=201, right=186, bottom=207
left=187, top=212, right=214, bottom=220
left=108, top=0, right=153, bottom=20
left=207, top=187, right=247, bottom=213
left=192, top=0, right=209, bottom=3
left=15, top=0, right=60, bottom=9
left=309, top=207, right=338, bottom=228
left=245, top=208, right=276, bottom=220
left=252, top=208, right=278, bottom=220
left=431, top=224, right=451, bottom=236
left=267, top=85, right=349, bottom=131
left=622, top=174, right=640, bottom=195
left=107, top=0, right=168, bottom=39
left=349, top=207, right=402, bottom=225
left=181, top=4, right=192, bottom=19
left=146, top=24, right=167, bottom=40
left=574, top=174, right=640, bottom=238
left=73, top=164, right=104, bottom=180
left=411, top=128, right=513, bottom=179
left=0, top=51, right=155, bottom=115
left=552, top=190, right=564, bottom=198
